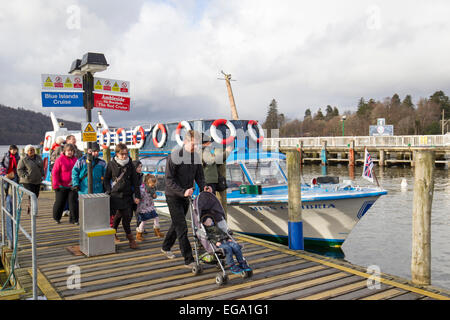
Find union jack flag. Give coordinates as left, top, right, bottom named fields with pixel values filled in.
left=362, top=148, right=374, bottom=183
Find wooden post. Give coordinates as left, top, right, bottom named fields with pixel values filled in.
left=103, top=148, right=111, bottom=163
left=348, top=141, right=355, bottom=167
left=297, top=141, right=303, bottom=170
left=379, top=150, right=385, bottom=167
left=286, top=150, right=303, bottom=250
left=130, top=148, right=139, bottom=161
left=216, top=164, right=227, bottom=219
left=411, top=150, right=435, bottom=286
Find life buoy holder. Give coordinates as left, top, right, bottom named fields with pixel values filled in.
left=115, top=128, right=127, bottom=145
left=152, top=124, right=167, bottom=148
left=132, top=126, right=146, bottom=149
left=175, top=121, right=192, bottom=147
left=100, top=129, right=111, bottom=149
left=210, top=119, right=236, bottom=145
left=44, top=135, right=52, bottom=152
left=247, top=120, right=264, bottom=143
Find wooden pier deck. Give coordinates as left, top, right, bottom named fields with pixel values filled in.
left=3, top=192, right=450, bottom=300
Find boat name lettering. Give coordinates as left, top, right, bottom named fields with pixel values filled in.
left=249, top=204, right=336, bottom=211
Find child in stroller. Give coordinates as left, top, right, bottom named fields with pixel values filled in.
left=202, top=214, right=251, bottom=274
left=190, top=191, right=252, bottom=285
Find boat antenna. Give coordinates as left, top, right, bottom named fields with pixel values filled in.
left=218, top=70, right=239, bottom=120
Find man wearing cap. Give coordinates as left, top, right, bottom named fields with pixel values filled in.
left=71, top=142, right=106, bottom=194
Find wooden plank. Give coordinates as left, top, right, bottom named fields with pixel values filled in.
left=388, top=292, right=424, bottom=300
left=64, top=253, right=291, bottom=300
left=34, top=269, right=62, bottom=300
left=175, top=265, right=327, bottom=301
left=239, top=272, right=348, bottom=300
left=297, top=280, right=369, bottom=300
left=0, top=288, right=26, bottom=300
left=361, top=288, right=405, bottom=300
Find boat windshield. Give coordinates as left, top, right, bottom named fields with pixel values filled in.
left=243, top=159, right=287, bottom=187
left=140, top=156, right=167, bottom=174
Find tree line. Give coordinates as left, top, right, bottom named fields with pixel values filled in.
left=0, top=104, right=80, bottom=145
left=262, top=91, right=450, bottom=137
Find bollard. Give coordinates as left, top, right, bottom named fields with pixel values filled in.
left=286, top=150, right=303, bottom=250
left=411, top=150, right=435, bottom=286
left=103, top=147, right=111, bottom=163
left=379, top=150, right=385, bottom=167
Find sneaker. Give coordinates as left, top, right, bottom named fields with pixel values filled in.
left=161, top=248, right=175, bottom=259
left=55, top=220, right=61, bottom=224
left=239, top=261, right=252, bottom=272
left=62, top=210, right=69, bottom=217
left=230, top=264, right=243, bottom=274
left=184, top=262, right=196, bottom=269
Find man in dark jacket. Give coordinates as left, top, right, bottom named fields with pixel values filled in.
left=161, top=130, right=212, bottom=268
left=104, top=143, right=141, bottom=249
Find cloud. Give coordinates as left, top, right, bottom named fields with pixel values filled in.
left=1, top=0, right=450, bottom=128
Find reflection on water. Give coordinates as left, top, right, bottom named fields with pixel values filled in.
left=300, top=164, right=450, bottom=291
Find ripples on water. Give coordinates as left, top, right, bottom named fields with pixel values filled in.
left=302, top=164, right=450, bottom=291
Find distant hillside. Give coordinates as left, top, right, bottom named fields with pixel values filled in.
left=0, top=104, right=81, bottom=145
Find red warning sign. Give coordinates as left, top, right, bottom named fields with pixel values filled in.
left=94, top=93, right=130, bottom=112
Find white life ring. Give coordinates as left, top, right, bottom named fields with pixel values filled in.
left=175, top=121, right=192, bottom=146
left=247, top=120, right=264, bottom=143
left=152, top=124, right=167, bottom=148
left=210, top=119, right=236, bottom=145
left=44, top=135, right=53, bottom=152
left=115, top=128, right=127, bottom=145
left=100, top=129, right=111, bottom=149
left=132, top=126, right=146, bottom=149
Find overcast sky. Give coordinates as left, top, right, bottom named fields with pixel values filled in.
left=1, top=0, right=450, bottom=127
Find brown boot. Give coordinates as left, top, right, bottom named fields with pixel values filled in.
left=136, top=231, right=144, bottom=242
left=126, top=233, right=138, bottom=249
left=154, top=228, right=164, bottom=238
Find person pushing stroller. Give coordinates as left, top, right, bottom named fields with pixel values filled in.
left=202, top=214, right=252, bottom=274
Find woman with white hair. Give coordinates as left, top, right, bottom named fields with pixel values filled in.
left=17, top=145, right=44, bottom=198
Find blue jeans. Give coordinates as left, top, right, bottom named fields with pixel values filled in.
left=219, top=241, right=244, bottom=266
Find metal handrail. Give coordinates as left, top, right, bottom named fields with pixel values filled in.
left=0, top=176, right=38, bottom=300
left=263, top=134, right=450, bottom=148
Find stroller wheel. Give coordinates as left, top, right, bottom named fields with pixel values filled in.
left=215, top=273, right=228, bottom=286
left=192, top=264, right=202, bottom=275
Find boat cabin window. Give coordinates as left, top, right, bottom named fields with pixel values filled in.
left=140, top=156, right=167, bottom=192
left=226, top=163, right=250, bottom=189
left=245, top=160, right=287, bottom=186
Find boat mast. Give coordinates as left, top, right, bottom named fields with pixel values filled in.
left=219, top=70, right=239, bottom=120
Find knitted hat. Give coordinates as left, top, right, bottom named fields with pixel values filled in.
left=55, top=136, right=65, bottom=145
left=91, top=142, right=100, bottom=152
left=24, top=145, right=35, bottom=153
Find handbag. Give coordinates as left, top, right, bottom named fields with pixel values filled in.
left=216, top=175, right=228, bottom=192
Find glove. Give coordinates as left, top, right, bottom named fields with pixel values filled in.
left=71, top=186, right=80, bottom=192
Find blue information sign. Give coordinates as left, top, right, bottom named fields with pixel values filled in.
left=41, top=91, right=84, bottom=107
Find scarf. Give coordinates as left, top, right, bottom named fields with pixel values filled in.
left=114, top=156, right=129, bottom=167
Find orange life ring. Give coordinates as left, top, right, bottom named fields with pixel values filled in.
left=247, top=120, right=264, bottom=143
left=132, top=126, right=146, bottom=148
left=152, top=124, right=167, bottom=148
left=210, top=119, right=236, bottom=145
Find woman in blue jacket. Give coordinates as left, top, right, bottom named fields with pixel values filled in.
left=71, top=143, right=106, bottom=194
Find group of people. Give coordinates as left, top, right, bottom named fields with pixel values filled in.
left=1, top=129, right=248, bottom=274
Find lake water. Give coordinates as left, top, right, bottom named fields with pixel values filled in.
left=1, top=145, right=449, bottom=291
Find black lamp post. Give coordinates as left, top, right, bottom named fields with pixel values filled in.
left=69, top=53, right=109, bottom=194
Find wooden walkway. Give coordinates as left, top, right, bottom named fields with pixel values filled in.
left=3, top=192, right=450, bottom=300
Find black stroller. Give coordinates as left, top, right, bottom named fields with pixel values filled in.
left=189, top=191, right=253, bottom=285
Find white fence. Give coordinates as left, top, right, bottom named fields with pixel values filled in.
left=263, top=134, right=450, bottom=149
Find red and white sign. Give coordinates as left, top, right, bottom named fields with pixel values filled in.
left=93, top=77, right=130, bottom=96
left=41, top=74, right=83, bottom=91
left=94, top=93, right=130, bottom=112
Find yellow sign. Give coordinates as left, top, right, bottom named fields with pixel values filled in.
left=82, top=132, right=97, bottom=142
left=84, top=123, right=95, bottom=133
left=94, top=80, right=103, bottom=90
left=64, top=77, right=73, bottom=88
left=44, top=77, right=53, bottom=87
left=112, top=82, right=120, bottom=92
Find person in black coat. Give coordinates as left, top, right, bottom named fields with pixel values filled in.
left=161, top=130, right=212, bottom=268
left=104, top=143, right=141, bottom=249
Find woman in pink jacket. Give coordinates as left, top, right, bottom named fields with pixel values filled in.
left=52, top=144, right=79, bottom=224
